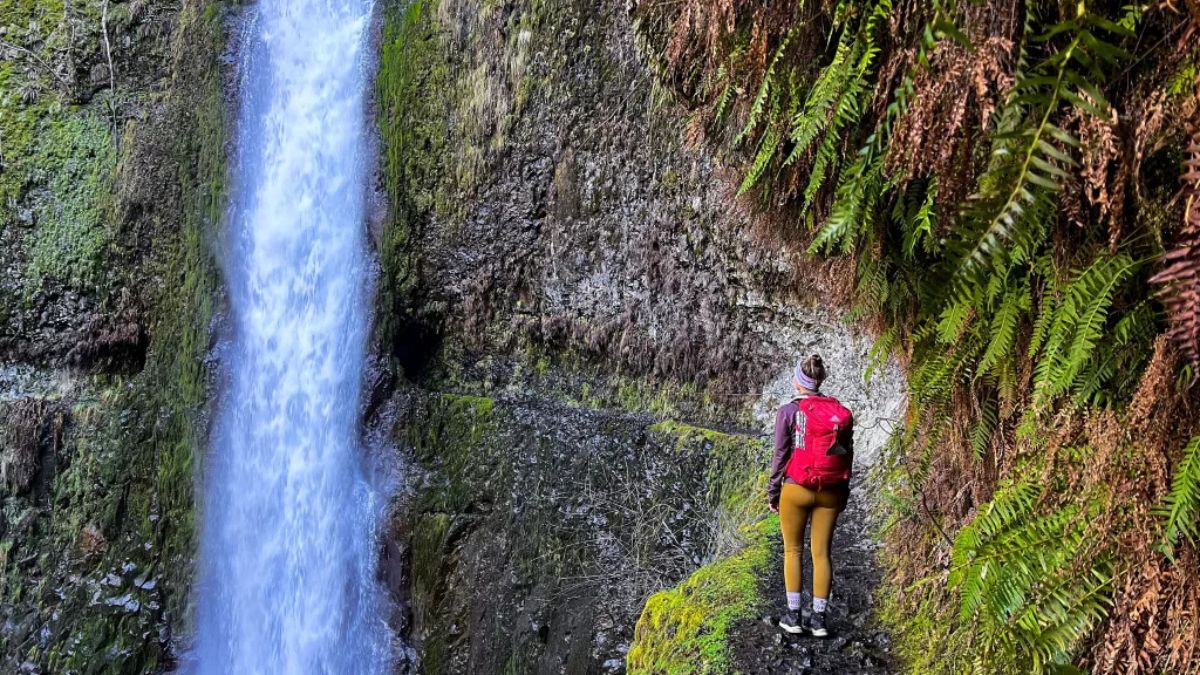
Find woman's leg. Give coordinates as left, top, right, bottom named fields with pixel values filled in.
left=779, top=483, right=814, bottom=610
left=808, top=489, right=845, bottom=605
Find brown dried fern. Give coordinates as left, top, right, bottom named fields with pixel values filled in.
left=1151, top=128, right=1200, bottom=371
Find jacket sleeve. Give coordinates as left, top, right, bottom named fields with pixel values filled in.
left=768, top=406, right=793, bottom=506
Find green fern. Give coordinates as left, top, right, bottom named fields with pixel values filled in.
left=1073, top=301, right=1156, bottom=407
left=800, top=2, right=887, bottom=207
left=735, top=29, right=795, bottom=147
left=901, top=177, right=939, bottom=258
left=811, top=2, right=956, bottom=257
left=1033, top=253, right=1141, bottom=405
left=781, top=29, right=856, bottom=168
left=977, top=281, right=1031, bottom=378
left=809, top=146, right=885, bottom=255
left=952, top=9, right=1130, bottom=295
left=970, top=391, right=999, bottom=460
left=865, top=325, right=900, bottom=381
left=951, top=478, right=1112, bottom=672
left=740, top=126, right=783, bottom=195
left=1027, top=269, right=1060, bottom=359
left=1158, top=436, right=1200, bottom=559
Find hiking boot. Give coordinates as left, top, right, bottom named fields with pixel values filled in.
left=806, top=611, right=829, bottom=637
left=778, top=609, right=804, bottom=634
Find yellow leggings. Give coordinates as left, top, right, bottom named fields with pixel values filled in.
left=779, top=481, right=847, bottom=599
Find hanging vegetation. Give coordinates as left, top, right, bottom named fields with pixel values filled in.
left=635, top=0, right=1200, bottom=672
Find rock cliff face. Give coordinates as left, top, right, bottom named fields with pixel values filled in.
left=372, top=0, right=903, bottom=672
left=374, top=0, right=891, bottom=404
left=1, top=1, right=228, bottom=671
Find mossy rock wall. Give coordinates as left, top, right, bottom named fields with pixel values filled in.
left=623, top=422, right=775, bottom=675
left=389, top=388, right=770, bottom=674
left=0, top=0, right=230, bottom=671
left=627, top=518, right=776, bottom=675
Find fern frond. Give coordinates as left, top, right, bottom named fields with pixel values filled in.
left=952, top=479, right=1112, bottom=672
left=739, top=126, right=782, bottom=195
left=734, top=28, right=795, bottom=147
left=937, top=293, right=976, bottom=344
left=1158, top=436, right=1200, bottom=558
left=902, top=177, right=939, bottom=258
left=784, top=1, right=888, bottom=212
left=971, top=392, right=999, bottom=460
left=783, top=31, right=855, bottom=167
left=866, top=325, right=900, bottom=381
left=810, top=146, right=884, bottom=254
left=952, top=11, right=1129, bottom=296
left=978, top=282, right=1031, bottom=377
left=1033, top=253, right=1141, bottom=405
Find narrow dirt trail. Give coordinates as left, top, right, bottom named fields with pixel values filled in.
left=730, top=475, right=895, bottom=675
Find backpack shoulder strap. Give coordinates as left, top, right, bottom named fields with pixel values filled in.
left=792, top=399, right=808, bottom=450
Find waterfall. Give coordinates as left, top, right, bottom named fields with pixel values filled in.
left=189, top=0, right=392, bottom=672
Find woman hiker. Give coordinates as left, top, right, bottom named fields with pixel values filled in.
left=768, top=354, right=855, bottom=637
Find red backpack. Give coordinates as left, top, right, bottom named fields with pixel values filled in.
left=785, top=396, right=854, bottom=489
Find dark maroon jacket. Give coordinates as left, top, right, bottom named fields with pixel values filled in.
left=768, top=399, right=803, bottom=507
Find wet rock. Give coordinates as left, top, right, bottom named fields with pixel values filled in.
left=104, top=594, right=140, bottom=613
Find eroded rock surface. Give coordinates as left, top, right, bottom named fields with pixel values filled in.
left=387, top=391, right=761, bottom=673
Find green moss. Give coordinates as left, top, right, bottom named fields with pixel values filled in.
left=1, top=0, right=107, bottom=253
left=406, top=393, right=497, bottom=512
left=374, top=0, right=453, bottom=353
left=650, top=421, right=766, bottom=539
left=876, top=582, right=968, bottom=674
left=627, top=517, right=776, bottom=674
left=411, top=512, right=453, bottom=673
left=0, top=66, right=42, bottom=210
left=1, top=74, right=117, bottom=294
left=627, top=423, right=772, bottom=674
left=24, top=110, right=116, bottom=289
left=503, top=347, right=749, bottom=427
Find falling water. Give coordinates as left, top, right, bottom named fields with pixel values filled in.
left=190, top=0, right=391, bottom=672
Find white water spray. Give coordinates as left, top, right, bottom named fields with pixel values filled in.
left=190, top=0, right=391, bottom=672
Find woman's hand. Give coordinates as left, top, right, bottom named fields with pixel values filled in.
left=769, top=500, right=779, bottom=514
